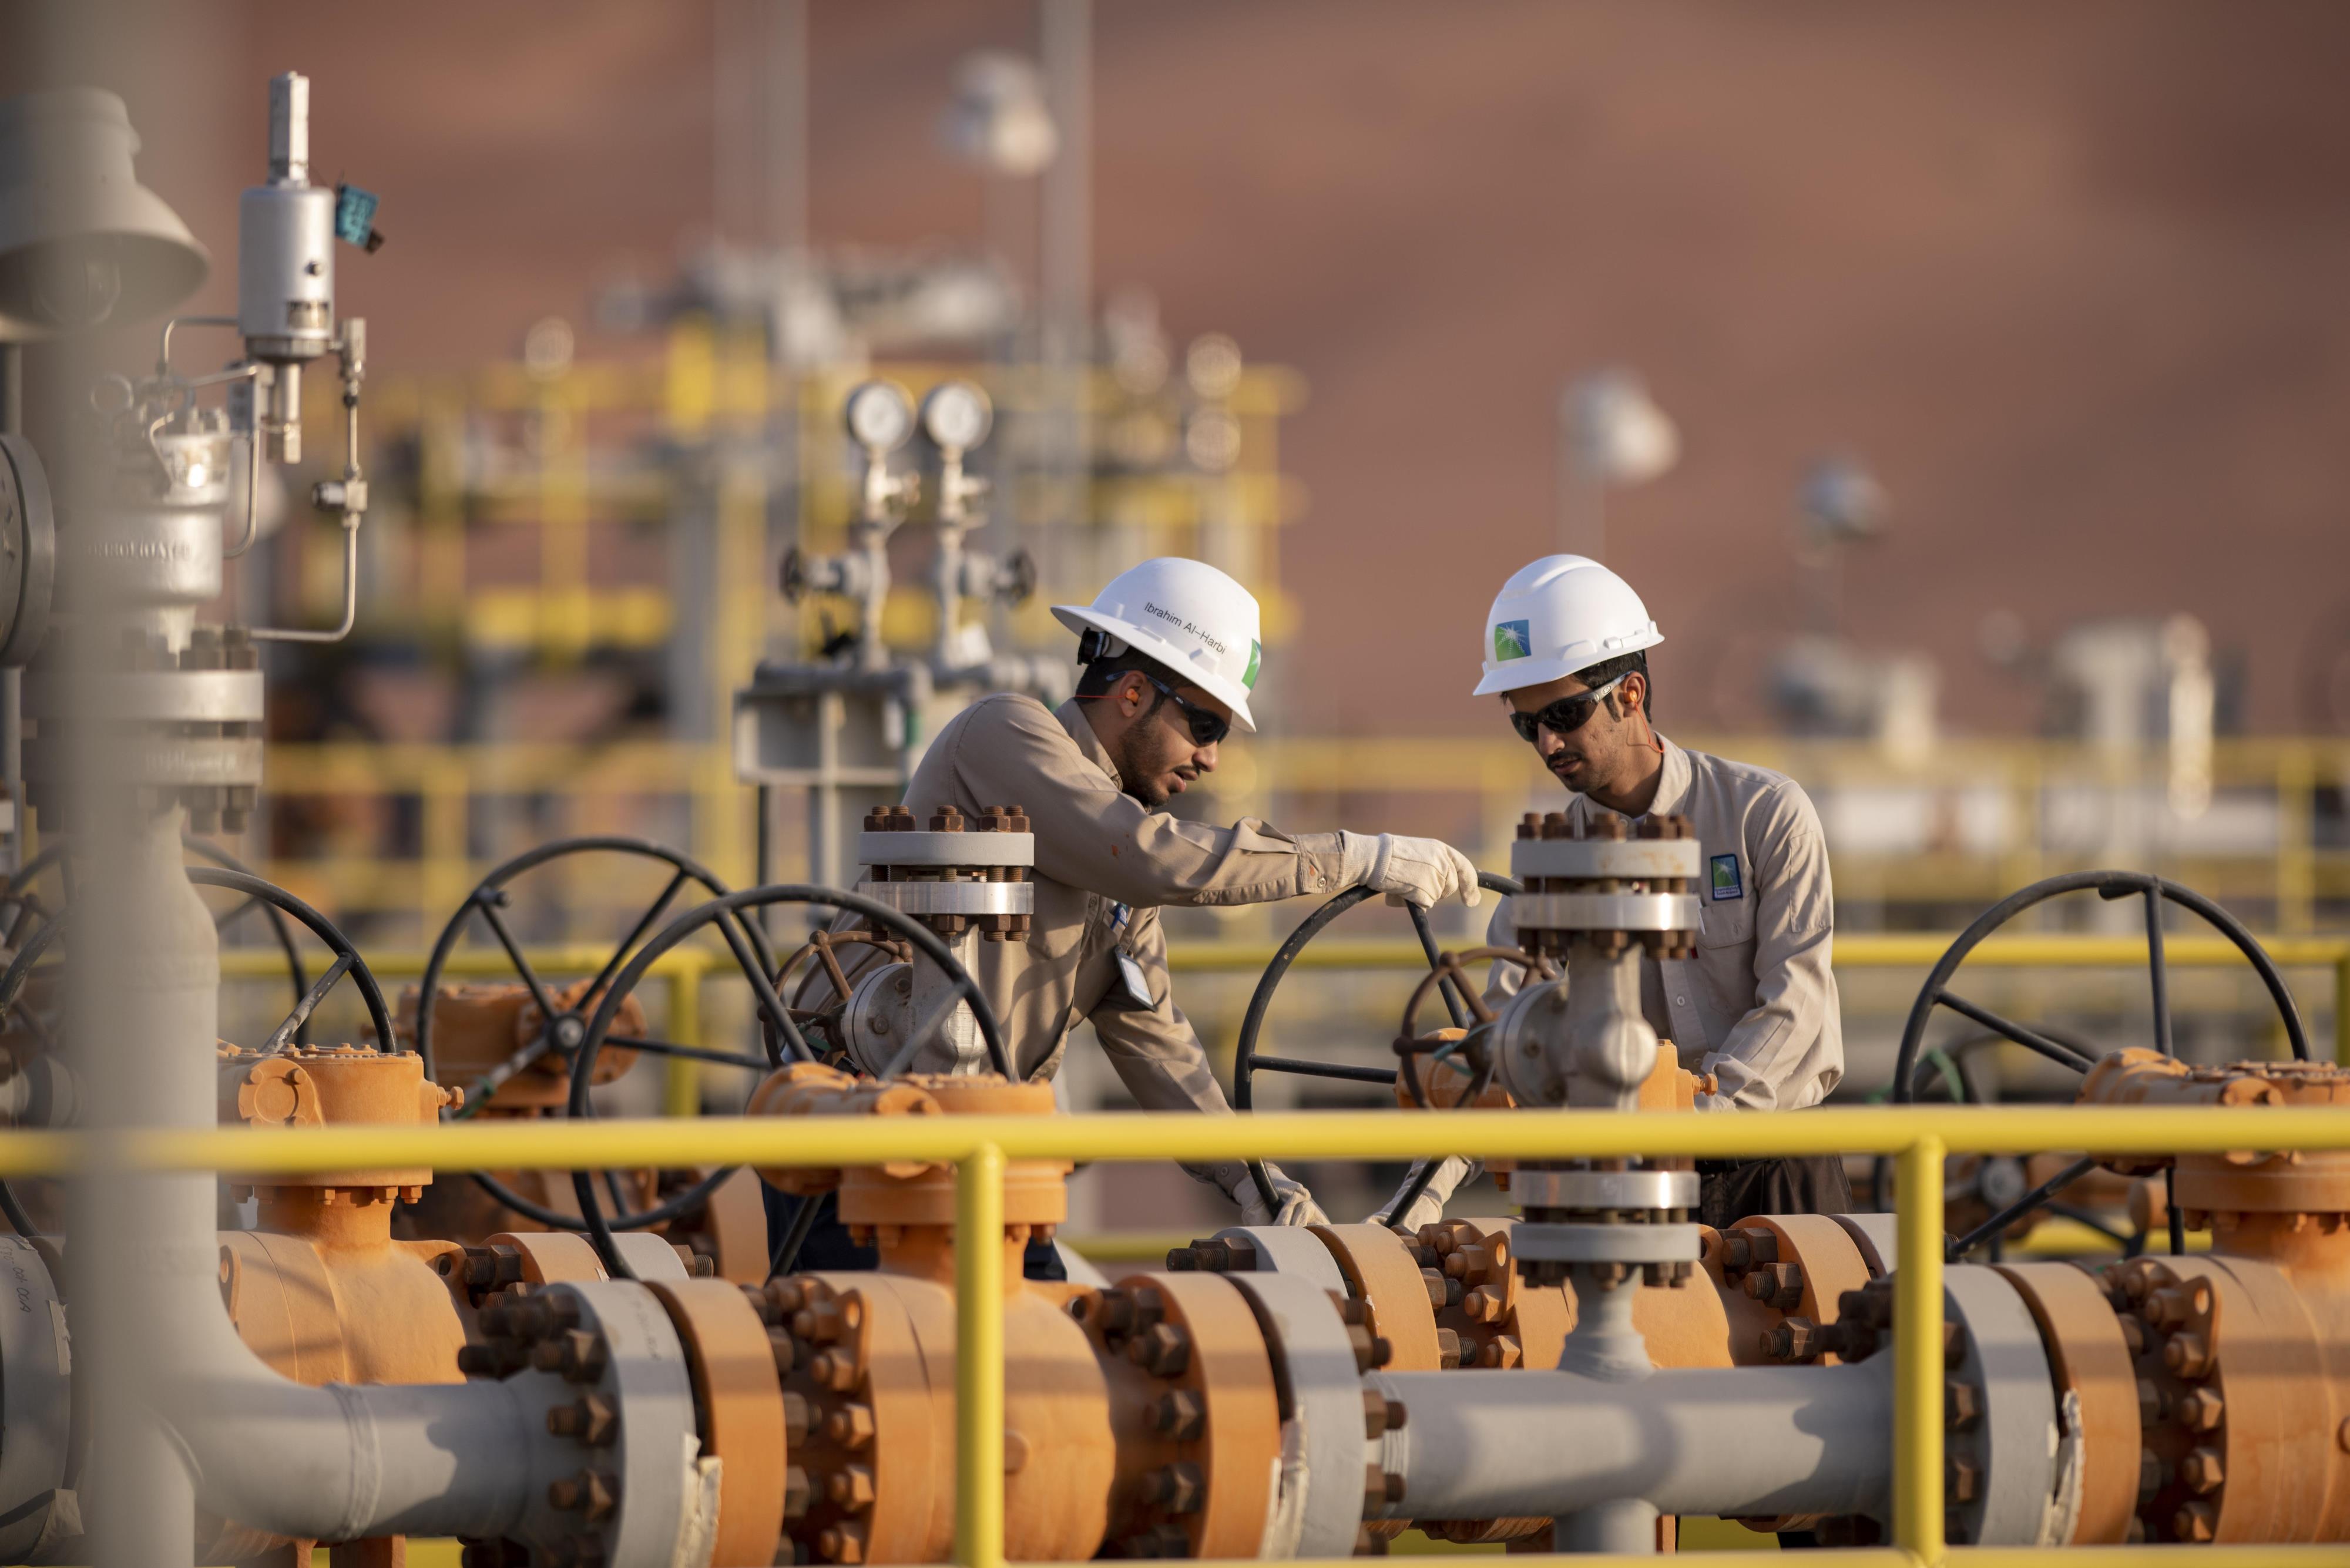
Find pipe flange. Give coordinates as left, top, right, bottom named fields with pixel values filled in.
left=855, top=830, right=1035, bottom=868
left=1165, top=1225, right=1352, bottom=1294
left=1309, top=1223, right=1452, bottom=1371
left=1509, top=838, right=1704, bottom=881
left=1509, top=1169, right=1699, bottom=1211
left=853, top=880, right=1033, bottom=916
left=0, top=1237, right=69, bottom=1562
left=1509, top=1222, right=1704, bottom=1265
left=1225, top=1270, right=1381, bottom=1559
left=1994, top=1263, right=2140, bottom=1545
left=1505, top=891, right=1703, bottom=934
left=460, top=1280, right=709, bottom=1568
left=646, top=1280, right=788, bottom=1568
left=1073, top=1271, right=1285, bottom=1559
left=1942, top=1264, right=2064, bottom=1548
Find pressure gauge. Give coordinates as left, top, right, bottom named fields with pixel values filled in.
left=844, top=380, right=915, bottom=452
left=919, top=380, right=993, bottom=452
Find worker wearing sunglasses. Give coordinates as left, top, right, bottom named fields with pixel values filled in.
left=788, top=558, right=1483, bottom=1275
left=1375, top=554, right=1848, bottom=1240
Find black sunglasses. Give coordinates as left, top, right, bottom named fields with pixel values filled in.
left=1508, top=673, right=1627, bottom=744
left=1138, top=673, right=1231, bottom=746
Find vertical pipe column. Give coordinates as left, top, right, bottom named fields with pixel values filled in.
left=956, top=1143, right=1006, bottom=1568
left=663, top=961, right=701, bottom=1117
left=1, top=340, right=21, bottom=873
left=1895, top=1136, right=1946, bottom=1565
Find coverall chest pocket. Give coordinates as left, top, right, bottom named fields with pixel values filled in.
left=1696, top=894, right=1754, bottom=951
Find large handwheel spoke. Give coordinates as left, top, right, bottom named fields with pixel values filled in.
left=472, top=894, right=562, bottom=1023
left=712, top=906, right=815, bottom=1065
left=581, top=867, right=696, bottom=1004
left=1945, top=1154, right=2098, bottom=1260
left=260, top=951, right=357, bottom=1055
left=1246, top=1054, right=1396, bottom=1086
left=604, top=1034, right=770, bottom=1071
left=1933, top=991, right=2098, bottom=1073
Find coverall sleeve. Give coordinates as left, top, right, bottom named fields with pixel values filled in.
left=1699, top=785, right=1837, bottom=1111
left=1085, top=910, right=1251, bottom=1193
left=953, top=699, right=1348, bottom=909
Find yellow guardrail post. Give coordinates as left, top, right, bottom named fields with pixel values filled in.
left=2336, top=951, right=2350, bottom=1068
left=664, top=951, right=705, bottom=1117
left=1896, top=1135, right=1946, bottom=1567
left=956, top=1142, right=1006, bottom=1568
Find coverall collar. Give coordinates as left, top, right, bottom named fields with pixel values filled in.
left=1055, top=697, right=1124, bottom=793
left=1579, top=731, right=1691, bottom=827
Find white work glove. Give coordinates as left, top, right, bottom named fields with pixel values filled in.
left=1338, top=831, right=1482, bottom=911
left=1230, top=1162, right=1329, bottom=1227
left=1369, top=1156, right=1479, bottom=1234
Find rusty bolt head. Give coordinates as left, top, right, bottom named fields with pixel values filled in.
left=1943, top=1319, right=1969, bottom=1368
left=1143, top=1462, right=1205, bottom=1515
left=1462, top=1285, right=1505, bottom=1324
left=2138, top=1378, right=2167, bottom=1425
left=1946, top=1456, right=1980, bottom=1503
left=2139, top=1450, right=2167, bottom=1497
left=2172, top=1501, right=2217, bottom=1543
left=811, top=1347, right=862, bottom=1391
left=2180, top=1447, right=2224, bottom=1494
left=1478, top=1335, right=1523, bottom=1369
left=767, top=1278, right=807, bottom=1317
left=2119, top=1316, right=2147, bottom=1357
left=783, top=1466, right=811, bottom=1520
left=1128, top=1321, right=1192, bottom=1378
left=1149, top=1389, right=1206, bottom=1442
left=826, top=1402, right=876, bottom=1449
left=768, top=1327, right=797, bottom=1375
left=1945, top=1378, right=1980, bottom=1428
left=2163, top=1331, right=2214, bottom=1380
left=2174, top=1385, right=2223, bottom=1433
left=1431, top=1328, right=1456, bottom=1369
left=555, top=1329, right=607, bottom=1383
left=827, top=1466, right=877, bottom=1510
left=817, top=1522, right=866, bottom=1563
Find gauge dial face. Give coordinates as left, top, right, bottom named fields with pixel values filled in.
left=844, top=380, right=915, bottom=451
left=920, top=380, right=993, bottom=452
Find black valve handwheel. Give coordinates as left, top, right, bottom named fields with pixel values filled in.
left=767, top=926, right=914, bottom=1063
left=0, top=865, right=391, bottom=1238
left=564, top=883, right=1010, bottom=1277
left=1231, top=869, right=1522, bottom=1216
left=1392, top=945, right=1552, bottom=1111
left=1, top=835, right=313, bottom=1046
left=1892, top=869, right=2307, bottom=1259
left=412, top=837, right=785, bottom=1230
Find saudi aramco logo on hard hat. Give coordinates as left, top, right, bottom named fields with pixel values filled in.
left=1243, top=639, right=1261, bottom=689
left=1493, top=619, right=1532, bottom=662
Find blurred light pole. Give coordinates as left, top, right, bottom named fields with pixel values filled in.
left=1556, top=368, right=1677, bottom=561
left=1798, top=452, right=1888, bottom=637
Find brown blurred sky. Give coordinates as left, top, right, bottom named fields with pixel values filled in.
left=22, top=0, right=2350, bottom=734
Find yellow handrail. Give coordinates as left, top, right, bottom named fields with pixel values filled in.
left=12, top=1101, right=2350, bottom=1567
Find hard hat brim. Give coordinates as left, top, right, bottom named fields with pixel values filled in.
left=1053, top=603, right=1260, bottom=733
left=1471, top=627, right=1663, bottom=697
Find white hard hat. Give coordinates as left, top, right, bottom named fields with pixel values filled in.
left=1472, top=555, right=1663, bottom=697
left=1053, top=558, right=1264, bottom=732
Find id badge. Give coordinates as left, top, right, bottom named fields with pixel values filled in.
left=1114, top=949, right=1157, bottom=1011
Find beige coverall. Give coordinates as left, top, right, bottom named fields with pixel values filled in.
left=1389, top=736, right=1844, bottom=1226
left=1488, top=734, right=1842, bottom=1110
left=829, top=693, right=1354, bottom=1192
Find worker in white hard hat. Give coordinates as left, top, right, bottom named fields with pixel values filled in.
left=1377, top=555, right=1848, bottom=1234
left=787, top=557, right=1482, bottom=1272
